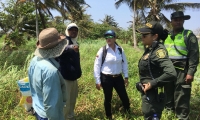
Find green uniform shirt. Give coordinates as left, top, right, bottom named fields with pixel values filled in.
left=138, top=42, right=177, bottom=88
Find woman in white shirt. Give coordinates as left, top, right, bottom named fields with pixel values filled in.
left=94, top=30, right=130, bottom=120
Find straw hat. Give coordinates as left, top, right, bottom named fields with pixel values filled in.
left=34, top=28, right=68, bottom=58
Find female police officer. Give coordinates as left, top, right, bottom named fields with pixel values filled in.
left=136, top=21, right=177, bottom=120
left=94, top=30, right=130, bottom=120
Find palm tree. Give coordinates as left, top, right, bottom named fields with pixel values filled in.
left=17, top=0, right=87, bottom=39
left=153, top=0, right=200, bottom=27
left=99, top=15, right=119, bottom=28
left=65, top=5, right=93, bottom=39
left=116, top=0, right=200, bottom=27
left=115, top=0, right=143, bottom=48
left=115, top=0, right=200, bottom=47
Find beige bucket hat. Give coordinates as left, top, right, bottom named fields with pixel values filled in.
left=34, top=28, right=69, bottom=58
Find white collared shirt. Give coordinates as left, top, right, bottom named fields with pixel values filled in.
left=94, top=44, right=128, bottom=84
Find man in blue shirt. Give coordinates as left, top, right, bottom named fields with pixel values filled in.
left=28, top=28, right=68, bottom=120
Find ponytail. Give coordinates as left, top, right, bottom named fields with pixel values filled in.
left=160, top=29, right=169, bottom=41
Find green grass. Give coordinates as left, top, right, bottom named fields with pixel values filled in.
left=0, top=39, right=200, bottom=120
left=0, top=35, right=6, bottom=49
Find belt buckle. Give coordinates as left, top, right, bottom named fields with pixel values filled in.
left=113, top=74, right=119, bottom=77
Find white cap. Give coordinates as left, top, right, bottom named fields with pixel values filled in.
left=67, top=23, right=78, bottom=30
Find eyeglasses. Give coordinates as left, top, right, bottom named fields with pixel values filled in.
left=142, top=33, right=151, bottom=38
left=105, top=35, right=114, bottom=39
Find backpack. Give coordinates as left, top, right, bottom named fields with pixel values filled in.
left=101, top=44, right=124, bottom=66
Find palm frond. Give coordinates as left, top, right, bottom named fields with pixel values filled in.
left=159, top=13, right=171, bottom=29
left=115, top=0, right=129, bottom=9
left=164, top=3, right=200, bottom=11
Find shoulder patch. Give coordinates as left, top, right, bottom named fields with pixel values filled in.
left=156, top=49, right=166, bottom=58
left=190, top=36, right=197, bottom=43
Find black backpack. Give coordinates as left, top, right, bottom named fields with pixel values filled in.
left=101, top=43, right=124, bottom=66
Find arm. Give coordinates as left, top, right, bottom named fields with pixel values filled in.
left=94, top=47, right=103, bottom=85
left=149, top=48, right=177, bottom=88
left=43, top=70, right=64, bottom=120
left=187, top=33, right=199, bottom=76
left=121, top=47, right=128, bottom=79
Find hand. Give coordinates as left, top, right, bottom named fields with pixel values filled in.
left=124, top=78, right=129, bottom=87
left=96, top=84, right=101, bottom=90
left=73, top=45, right=79, bottom=52
left=185, top=74, right=194, bottom=84
left=143, top=82, right=152, bottom=93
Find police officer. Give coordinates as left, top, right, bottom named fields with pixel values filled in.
left=94, top=30, right=130, bottom=120
left=136, top=21, right=177, bottom=120
left=164, top=11, right=199, bottom=120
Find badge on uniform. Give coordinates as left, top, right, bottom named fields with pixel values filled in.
left=156, top=49, right=166, bottom=58
left=190, top=36, right=196, bottom=43
left=143, top=53, right=149, bottom=60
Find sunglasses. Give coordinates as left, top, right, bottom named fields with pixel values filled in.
left=105, top=35, right=114, bottom=39
left=142, top=33, right=152, bottom=38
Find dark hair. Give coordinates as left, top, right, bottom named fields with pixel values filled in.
left=156, top=29, right=168, bottom=41
left=160, top=29, right=169, bottom=40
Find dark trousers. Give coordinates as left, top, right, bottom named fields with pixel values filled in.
left=35, top=112, right=48, bottom=120
left=141, top=89, right=165, bottom=120
left=165, top=68, right=191, bottom=120
left=100, top=73, right=130, bottom=117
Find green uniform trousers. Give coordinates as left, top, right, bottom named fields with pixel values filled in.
left=165, top=68, right=191, bottom=120
left=142, top=89, right=165, bottom=120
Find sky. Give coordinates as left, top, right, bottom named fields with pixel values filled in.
left=83, top=0, right=200, bottom=31
left=1, top=0, right=199, bottom=32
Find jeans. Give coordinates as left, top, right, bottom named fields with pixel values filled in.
left=35, top=112, right=48, bottom=120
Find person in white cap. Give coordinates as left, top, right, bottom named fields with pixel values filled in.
left=28, top=28, right=68, bottom=120
left=56, top=23, right=81, bottom=120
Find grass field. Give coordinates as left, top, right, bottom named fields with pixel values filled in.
left=0, top=39, right=200, bottom=120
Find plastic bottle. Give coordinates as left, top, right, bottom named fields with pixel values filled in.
left=152, top=114, right=159, bottom=120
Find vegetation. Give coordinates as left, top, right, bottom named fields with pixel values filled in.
left=115, top=0, right=200, bottom=48
left=0, top=1, right=200, bottom=119
left=0, top=39, right=200, bottom=120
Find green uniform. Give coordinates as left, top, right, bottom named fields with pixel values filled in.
left=138, top=42, right=177, bottom=120
left=164, top=29, right=199, bottom=120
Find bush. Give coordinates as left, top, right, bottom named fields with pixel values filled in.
left=0, top=40, right=200, bottom=120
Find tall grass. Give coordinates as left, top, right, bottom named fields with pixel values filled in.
left=0, top=39, right=200, bottom=120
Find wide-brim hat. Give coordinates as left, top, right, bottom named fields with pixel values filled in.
left=171, top=11, right=190, bottom=20
left=136, top=21, right=163, bottom=35
left=34, top=28, right=69, bottom=58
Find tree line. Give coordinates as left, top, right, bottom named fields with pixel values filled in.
left=0, top=0, right=200, bottom=50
